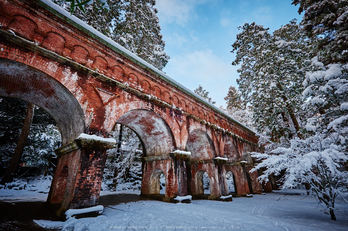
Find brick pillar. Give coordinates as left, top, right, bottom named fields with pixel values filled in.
left=214, top=159, right=228, bottom=197
left=234, top=164, right=251, bottom=196
left=171, top=152, right=190, bottom=196
left=47, top=134, right=115, bottom=218
left=141, top=155, right=178, bottom=200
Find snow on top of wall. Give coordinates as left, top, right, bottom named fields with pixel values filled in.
left=77, top=133, right=116, bottom=144
left=214, top=157, right=228, bottom=161
left=173, top=150, right=191, bottom=155
left=39, top=0, right=254, bottom=134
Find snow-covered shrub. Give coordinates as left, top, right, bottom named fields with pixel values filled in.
left=252, top=61, right=348, bottom=220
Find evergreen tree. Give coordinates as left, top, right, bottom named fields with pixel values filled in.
left=251, top=1, right=348, bottom=220
left=292, top=0, right=348, bottom=64
left=52, top=0, right=170, bottom=70
left=231, top=20, right=313, bottom=141
left=224, top=86, right=243, bottom=110
left=194, top=85, right=216, bottom=105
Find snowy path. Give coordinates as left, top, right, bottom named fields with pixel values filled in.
left=1, top=183, right=348, bottom=230
left=58, top=193, right=348, bottom=231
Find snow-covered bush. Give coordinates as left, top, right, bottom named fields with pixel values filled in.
left=252, top=60, right=348, bottom=220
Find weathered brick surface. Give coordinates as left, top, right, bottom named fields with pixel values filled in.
left=0, top=0, right=266, bottom=217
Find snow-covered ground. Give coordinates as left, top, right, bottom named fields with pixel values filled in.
left=1, top=179, right=348, bottom=230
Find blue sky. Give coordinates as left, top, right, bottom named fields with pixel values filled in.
left=156, top=0, right=302, bottom=107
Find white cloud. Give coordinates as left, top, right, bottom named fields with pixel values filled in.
left=156, top=0, right=209, bottom=26
left=164, top=49, right=239, bottom=107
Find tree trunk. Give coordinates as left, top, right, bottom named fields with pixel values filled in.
left=276, top=83, right=303, bottom=139
left=117, top=124, right=123, bottom=153
left=330, top=208, right=336, bottom=221
left=0, top=103, right=34, bottom=185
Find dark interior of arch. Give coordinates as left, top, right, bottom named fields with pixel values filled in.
left=0, top=58, right=85, bottom=145
left=186, top=129, right=215, bottom=160
left=116, top=109, right=175, bottom=156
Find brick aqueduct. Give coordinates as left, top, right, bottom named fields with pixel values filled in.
left=0, top=0, right=271, bottom=217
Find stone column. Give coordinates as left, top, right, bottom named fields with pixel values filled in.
left=47, top=134, right=115, bottom=218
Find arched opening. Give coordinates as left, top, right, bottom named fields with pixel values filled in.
left=103, top=124, right=144, bottom=191
left=0, top=59, right=85, bottom=206
left=0, top=58, right=85, bottom=145
left=0, top=97, right=62, bottom=187
left=195, top=170, right=210, bottom=195
left=226, top=171, right=236, bottom=194
left=116, top=109, right=175, bottom=156
left=186, top=129, right=215, bottom=160
left=103, top=109, right=175, bottom=198
left=159, top=172, right=166, bottom=194
left=149, top=169, right=166, bottom=195
left=186, top=129, right=217, bottom=198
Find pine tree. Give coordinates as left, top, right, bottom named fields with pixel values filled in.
left=52, top=0, right=169, bottom=70
left=224, top=86, right=243, bottom=110
left=194, top=85, right=216, bottom=105
left=292, top=0, right=348, bottom=64
left=231, top=20, right=313, bottom=141
left=251, top=1, right=348, bottom=220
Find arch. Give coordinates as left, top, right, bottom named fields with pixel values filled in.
left=223, top=138, right=239, bottom=161
left=128, top=73, right=138, bottom=88
left=110, top=65, right=125, bottom=82
left=116, top=109, right=175, bottom=156
left=162, top=91, right=171, bottom=103
left=172, top=95, right=179, bottom=107
left=70, top=45, right=89, bottom=65
left=149, top=169, right=165, bottom=194
left=152, top=85, right=161, bottom=98
left=187, top=103, right=193, bottom=114
left=186, top=129, right=215, bottom=160
left=141, top=80, right=151, bottom=94
left=42, top=32, right=66, bottom=55
left=180, top=99, right=186, bottom=111
left=8, top=15, right=38, bottom=40
left=92, top=56, right=108, bottom=72
left=195, top=170, right=210, bottom=195
left=0, top=58, right=85, bottom=145
left=226, top=171, right=236, bottom=194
